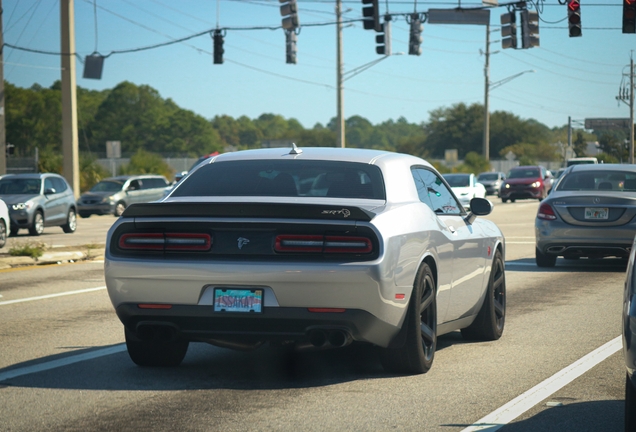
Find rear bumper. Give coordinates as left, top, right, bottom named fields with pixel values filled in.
left=535, top=220, right=634, bottom=257
left=116, top=303, right=398, bottom=347
left=500, top=187, right=542, bottom=200
left=77, top=203, right=115, bottom=215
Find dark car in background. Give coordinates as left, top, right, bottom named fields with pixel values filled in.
left=500, top=165, right=552, bottom=203
left=0, top=173, right=77, bottom=236
left=535, top=164, right=636, bottom=267
left=624, top=236, right=636, bottom=430
left=77, top=175, right=169, bottom=218
left=477, top=172, right=506, bottom=196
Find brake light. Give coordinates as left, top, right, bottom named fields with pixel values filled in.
left=275, top=234, right=373, bottom=254
left=537, top=203, right=557, bottom=220
left=119, top=233, right=212, bottom=251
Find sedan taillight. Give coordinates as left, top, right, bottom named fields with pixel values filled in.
left=274, top=234, right=373, bottom=254
left=537, top=203, right=557, bottom=220
left=119, top=233, right=212, bottom=251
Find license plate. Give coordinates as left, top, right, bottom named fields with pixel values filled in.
left=214, top=288, right=263, bottom=313
left=584, top=207, right=609, bottom=220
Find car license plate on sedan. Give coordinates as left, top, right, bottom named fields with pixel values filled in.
left=213, top=288, right=263, bottom=313
left=584, top=207, right=609, bottom=220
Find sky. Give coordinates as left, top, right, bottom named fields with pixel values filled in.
left=2, top=0, right=634, bottom=133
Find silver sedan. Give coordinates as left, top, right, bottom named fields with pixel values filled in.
left=105, top=146, right=506, bottom=374
left=535, top=164, right=636, bottom=267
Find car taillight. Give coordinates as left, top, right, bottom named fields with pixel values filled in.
left=119, top=233, right=212, bottom=251
left=275, top=234, right=373, bottom=254
left=537, top=203, right=557, bottom=220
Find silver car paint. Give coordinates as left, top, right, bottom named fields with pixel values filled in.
left=106, top=148, right=504, bottom=347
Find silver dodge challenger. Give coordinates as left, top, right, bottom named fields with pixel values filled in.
left=105, top=146, right=506, bottom=374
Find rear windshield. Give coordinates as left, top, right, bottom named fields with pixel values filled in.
left=90, top=180, right=125, bottom=192
left=171, top=160, right=386, bottom=199
left=508, top=168, right=540, bottom=179
left=557, top=171, right=636, bottom=192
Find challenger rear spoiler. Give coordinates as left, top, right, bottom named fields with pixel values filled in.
left=122, top=202, right=376, bottom=222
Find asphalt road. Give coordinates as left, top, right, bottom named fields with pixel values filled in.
left=0, top=199, right=627, bottom=431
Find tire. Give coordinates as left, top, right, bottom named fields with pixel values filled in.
left=380, top=263, right=437, bottom=375
left=0, top=220, right=6, bottom=249
left=627, top=373, right=636, bottom=431
left=28, top=211, right=44, bottom=236
left=461, top=249, right=506, bottom=341
left=125, top=326, right=189, bottom=367
left=9, top=227, right=18, bottom=237
left=79, top=211, right=91, bottom=219
left=536, top=247, right=557, bottom=267
left=510, top=198, right=516, bottom=203
left=501, top=198, right=508, bottom=203
left=62, top=209, right=77, bottom=233
left=114, top=202, right=126, bottom=217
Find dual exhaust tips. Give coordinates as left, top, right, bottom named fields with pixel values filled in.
left=307, top=329, right=352, bottom=349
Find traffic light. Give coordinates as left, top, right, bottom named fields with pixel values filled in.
left=375, top=18, right=391, bottom=55
left=213, top=29, right=224, bottom=64
left=280, top=0, right=299, bottom=30
left=285, top=30, right=297, bottom=64
left=5, top=144, right=14, bottom=157
left=624, top=0, right=636, bottom=34
left=408, top=14, right=423, bottom=56
left=362, top=0, right=380, bottom=31
left=567, top=0, right=581, bottom=37
left=520, top=9, right=540, bottom=48
left=500, top=12, right=517, bottom=49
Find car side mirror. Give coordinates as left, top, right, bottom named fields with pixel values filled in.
left=44, top=188, right=56, bottom=195
left=465, top=197, right=493, bottom=224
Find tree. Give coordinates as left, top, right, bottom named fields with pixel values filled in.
left=119, top=149, right=174, bottom=178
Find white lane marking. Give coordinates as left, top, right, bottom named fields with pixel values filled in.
left=461, top=336, right=622, bottom=431
left=0, top=345, right=126, bottom=382
left=0, top=286, right=106, bottom=306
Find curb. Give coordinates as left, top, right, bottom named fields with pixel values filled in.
left=0, top=248, right=105, bottom=269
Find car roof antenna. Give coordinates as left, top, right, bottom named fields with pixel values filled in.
left=289, top=143, right=303, bottom=155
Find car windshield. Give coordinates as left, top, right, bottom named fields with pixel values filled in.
left=90, top=180, right=125, bottom=193
left=171, top=160, right=386, bottom=199
left=508, top=168, right=540, bottom=179
left=478, top=173, right=499, bottom=181
left=0, top=178, right=42, bottom=194
left=443, top=174, right=470, bottom=187
left=557, top=170, right=636, bottom=192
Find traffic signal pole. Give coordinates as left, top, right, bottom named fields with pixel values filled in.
left=0, top=0, right=6, bottom=176
left=483, top=23, right=490, bottom=161
left=630, top=53, right=634, bottom=164
left=336, top=0, right=345, bottom=148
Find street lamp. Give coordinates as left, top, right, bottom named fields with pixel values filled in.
left=483, top=68, right=535, bottom=160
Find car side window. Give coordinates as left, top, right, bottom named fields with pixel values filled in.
left=44, top=178, right=56, bottom=193
left=128, top=180, right=141, bottom=190
left=411, top=167, right=463, bottom=215
left=52, top=177, right=67, bottom=193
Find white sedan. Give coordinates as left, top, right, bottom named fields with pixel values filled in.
left=443, top=173, right=487, bottom=209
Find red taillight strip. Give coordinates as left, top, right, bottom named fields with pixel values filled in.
left=274, top=234, right=373, bottom=254
left=119, top=233, right=212, bottom=251
left=537, top=203, right=557, bottom=220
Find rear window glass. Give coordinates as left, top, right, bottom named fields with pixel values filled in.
left=443, top=174, right=470, bottom=187
left=91, top=180, right=125, bottom=192
left=478, top=173, right=499, bottom=181
left=557, top=171, right=636, bottom=192
left=171, top=160, right=386, bottom=199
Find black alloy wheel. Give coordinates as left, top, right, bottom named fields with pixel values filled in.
left=380, top=263, right=437, bottom=375
left=627, top=373, right=636, bottom=431
left=461, top=249, right=506, bottom=341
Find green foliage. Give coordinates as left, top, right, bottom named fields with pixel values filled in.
left=454, top=152, right=491, bottom=174
left=119, top=149, right=174, bottom=178
left=597, top=131, right=628, bottom=162
left=596, top=152, right=619, bottom=164
left=499, top=142, right=559, bottom=164
left=37, top=146, right=63, bottom=174
left=80, top=155, right=110, bottom=192
left=573, top=131, right=588, bottom=157
left=9, top=241, right=46, bottom=258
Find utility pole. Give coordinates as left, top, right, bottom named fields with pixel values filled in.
left=567, top=115, right=572, bottom=156
left=630, top=53, right=635, bottom=164
left=336, top=0, right=344, bottom=148
left=0, top=0, right=6, bottom=176
left=482, top=23, right=490, bottom=161
left=61, top=0, right=80, bottom=197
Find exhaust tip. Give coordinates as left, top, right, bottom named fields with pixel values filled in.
left=327, top=330, right=351, bottom=348
left=308, top=330, right=327, bottom=347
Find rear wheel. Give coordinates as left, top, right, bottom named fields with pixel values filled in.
left=0, top=220, right=6, bottom=249
left=627, top=374, right=636, bottom=431
left=536, top=247, right=557, bottom=267
left=461, top=250, right=506, bottom=341
left=28, top=211, right=44, bottom=236
left=125, top=327, right=189, bottom=367
left=79, top=211, right=91, bottom=218
left=380, top=263, right=436, bottom=375
left=9, top=227, right=18, bottom=237
left=62, top=209, right=77, bottom=233
left=510, top=198, right=516, bottom=203
left=501, top=198, right=508, bottom=203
